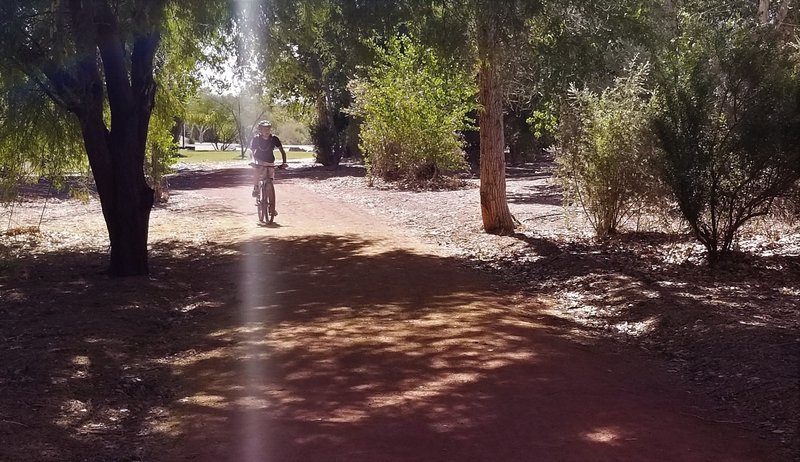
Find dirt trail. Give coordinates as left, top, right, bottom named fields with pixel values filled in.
left=155, top=167, right=782, bottom=462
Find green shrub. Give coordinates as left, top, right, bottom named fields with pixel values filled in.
left=349, top=35, right=476, bottom=182
left=556, top=62, right=656, bottom=237
left=146, top=82, right=181, bottom=203
left=652, top=19, right=800, bottom=265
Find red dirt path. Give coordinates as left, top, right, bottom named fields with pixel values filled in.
left=162, top=167, right=781, bottom=461
left=0, top=165, right=789, bottom=461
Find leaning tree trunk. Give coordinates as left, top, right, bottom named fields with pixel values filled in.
left=477, top=13, right=516, bottom=235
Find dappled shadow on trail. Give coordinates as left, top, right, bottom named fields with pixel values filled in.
left=0, top=234, right=785, bottom=461
left=507, top=183, right=563, bottom=206
left=282, top=163, right=367, bottom=181
left=170, top=235, right=783, bottom=461
left=168, top=167, right=253, bottom=191
left=167, top=164, right=366, bottom=193
left=494, top=231, right=800, bottom=454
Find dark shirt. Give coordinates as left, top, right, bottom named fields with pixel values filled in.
left=250, top=134, right=283, bottom=163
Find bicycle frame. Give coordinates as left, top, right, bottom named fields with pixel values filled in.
left=250, top=162, right=286, bottom=224
left=256, top=166, right=275, bottom=223
left=251, top=163, right=280, bottom=223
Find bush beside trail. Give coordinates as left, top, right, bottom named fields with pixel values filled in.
left=349, top=35, right=476, bottom=185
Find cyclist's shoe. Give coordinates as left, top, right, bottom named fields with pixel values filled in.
left=270, top=209, right=278, bottom=216
left=251, top=185, right=258, bottom=197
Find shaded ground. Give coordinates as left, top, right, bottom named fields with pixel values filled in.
left=295, top=160, right=800, bottom=455
left=0, top=161, right=797, bottom=461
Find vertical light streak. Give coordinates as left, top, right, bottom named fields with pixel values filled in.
left=235, top=2, right=271, bottom=460
left=239, top=238, right=272, bottom=461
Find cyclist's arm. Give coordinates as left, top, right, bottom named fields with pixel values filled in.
left=249, top=137, right=258, bottom=160
left=272, top=135, right=287, bottom=165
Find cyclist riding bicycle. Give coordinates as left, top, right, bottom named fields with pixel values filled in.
left=250, top=120, right=288, bottom=215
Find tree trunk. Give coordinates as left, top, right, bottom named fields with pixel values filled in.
left=776, top=0, right=791, bottom=24
left=758, top=0, right=770, bottom=23
left=92, top=16, right=158, bottom=276
left=314, top=93, right=336, bottom=166
left=477, top=13, right=515, bottom=235
left=79, top=113, right=154, bottom=276
left=775, top=0, right=794, bottom=41
left=108, top=126, right=154, bottom=276
left=21, top=1, right=159, bottom=276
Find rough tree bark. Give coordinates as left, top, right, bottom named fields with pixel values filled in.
left=758, top=0, right=794, bottom=24
left=477, top=10, right=516, bottom=235
left=758, top=0, right=770, bottom=23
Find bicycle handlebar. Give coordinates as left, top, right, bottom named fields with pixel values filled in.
left=249, top=162, right=288, bottom=169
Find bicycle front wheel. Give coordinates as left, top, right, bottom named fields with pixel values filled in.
left=258, top=183, right=269, bottom=222
left=267, top=182, right=276, bottom=223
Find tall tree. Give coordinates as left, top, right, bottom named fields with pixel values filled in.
left=475, top=1, right=517, bottom=233
left=421, top=0, right=542, bottom=234
left=255, top=0, right=369, bottom=166
left=470, top=0, right=665, bottom=233
left=412, top=0, right=641, bottom=233
left=0, top=1, right=228, bottom=276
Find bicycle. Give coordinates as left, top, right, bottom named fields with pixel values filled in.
left=250, top=162, right=287, bottom=223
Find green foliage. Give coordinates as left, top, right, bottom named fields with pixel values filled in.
left=146, top=92, right=179, bottom=203
left=270, top=106, right=311, bottom=145
left=184, top=91, right=218, bottom=142
left=258, top=0, right=367, bottom=165
left=145, top=4, right=209, bottom=203
left=349, top=36, right=477, bottom=182
left=0, top=0, right=230, bottom=205
left=556, top=62, right=656, bottom=237
left=508, top=0, right=656, bottom=143
left=0, top=74, right=88, bottom=203
left=184, top=91, right=237, bottom=148
left=652, top=15, right=800, bottom=264
left=528, top=107, right=558, bottom=140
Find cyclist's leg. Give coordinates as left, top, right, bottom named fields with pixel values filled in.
left=252, top=166, right=263, bottom=197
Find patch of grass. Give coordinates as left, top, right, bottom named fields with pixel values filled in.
left=176, top=149, right=313, bottom=163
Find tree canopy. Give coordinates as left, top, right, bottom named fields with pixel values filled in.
left=1, top=0, right=796, bottom=272
left=0, top=0, right=230, bottom=275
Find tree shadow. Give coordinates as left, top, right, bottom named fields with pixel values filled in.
left=166, top=165, right=367, bottom=194
left=506, top=183, right=563, bottom=206
left=168, top=167, right=253, bottom=191
left=15, top=176, right=98, bottom=201
left=282, top=164, right=367, bottom=182
left=0, top=234, right=786, bottom=461
left=487, top=231, right=799, bottom=454
left=505, top=165, right=541, bottom=178
left=510, top=232, right=563, bottom=256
